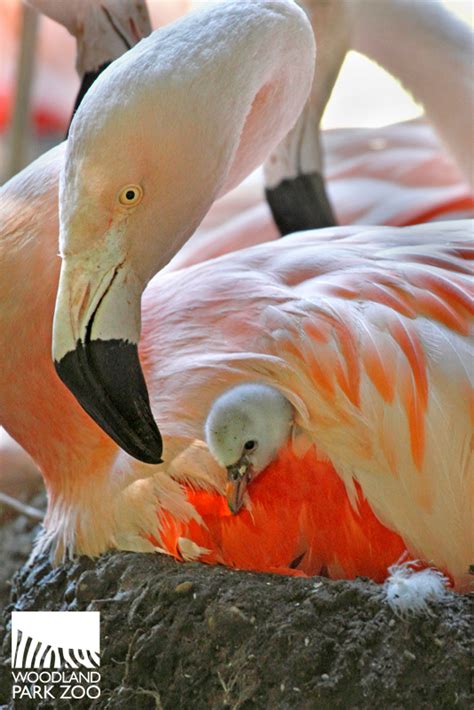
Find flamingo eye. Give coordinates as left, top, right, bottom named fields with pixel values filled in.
left=118, top=184, right=143, bottom=207
left=244, top=440, right=256, bottom=451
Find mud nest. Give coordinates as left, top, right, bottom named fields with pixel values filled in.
left=0, top=546, right=472, bottom=709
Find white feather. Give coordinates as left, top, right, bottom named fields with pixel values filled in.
left=384, top=561, right=450, bottom=617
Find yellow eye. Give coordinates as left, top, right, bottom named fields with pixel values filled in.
left=118, top=184, right=143, bottom=207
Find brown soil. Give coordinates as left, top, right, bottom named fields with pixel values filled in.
left=0, top=538, right=472, bottom=709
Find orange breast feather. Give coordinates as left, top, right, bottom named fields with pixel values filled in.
left=154, top=445, right=407, bottom=582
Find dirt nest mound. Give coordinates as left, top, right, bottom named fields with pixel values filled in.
left=0, top=550, right=472, bottom=709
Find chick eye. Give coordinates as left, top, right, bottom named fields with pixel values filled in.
left=244, top=440, right=256, bottom=451
left=118, top=184, right=143, bottom=207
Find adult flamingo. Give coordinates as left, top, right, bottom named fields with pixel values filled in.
left=0, top=1, right=472, bottom=596
left=3, top=0, right=472, bottom=513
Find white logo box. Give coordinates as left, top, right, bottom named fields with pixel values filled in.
left=11, top=611, right=100, bottom=669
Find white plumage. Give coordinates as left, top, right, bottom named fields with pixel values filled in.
left=384, top=561, right=450, bottom=617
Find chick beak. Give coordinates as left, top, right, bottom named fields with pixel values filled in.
left=225, top=457, right=254, bottom=514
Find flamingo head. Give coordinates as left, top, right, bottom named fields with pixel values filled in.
left=205, top=383, right=294, bottom=513
left=51, top=0, right=315, bottom=465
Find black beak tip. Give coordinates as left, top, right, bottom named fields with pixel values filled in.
left=54, top=339, right=163, bottom=465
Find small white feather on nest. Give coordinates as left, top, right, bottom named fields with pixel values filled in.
left=384, top=561, right=450, bottom=617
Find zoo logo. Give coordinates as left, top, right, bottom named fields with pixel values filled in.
left=11, top=611, right=100, bottom=669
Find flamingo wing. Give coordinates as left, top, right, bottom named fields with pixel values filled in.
left=141, top=221, right=472, bottom=587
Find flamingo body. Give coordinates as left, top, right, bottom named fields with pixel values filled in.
left=0, top=0, right=472, bottom=593
left=0, top=128, right=471, bottom=590
left=138, top=222, right=473, bottom=589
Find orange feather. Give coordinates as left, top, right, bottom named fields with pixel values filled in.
left=156, top=445, right=407, bottom=582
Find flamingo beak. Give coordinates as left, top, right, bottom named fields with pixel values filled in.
left=225, top=457, right=254, bottom=514
left=52, top=258, right=163, bottom=464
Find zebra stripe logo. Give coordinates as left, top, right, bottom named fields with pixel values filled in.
left=11, top=612, right=100, bottom=669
